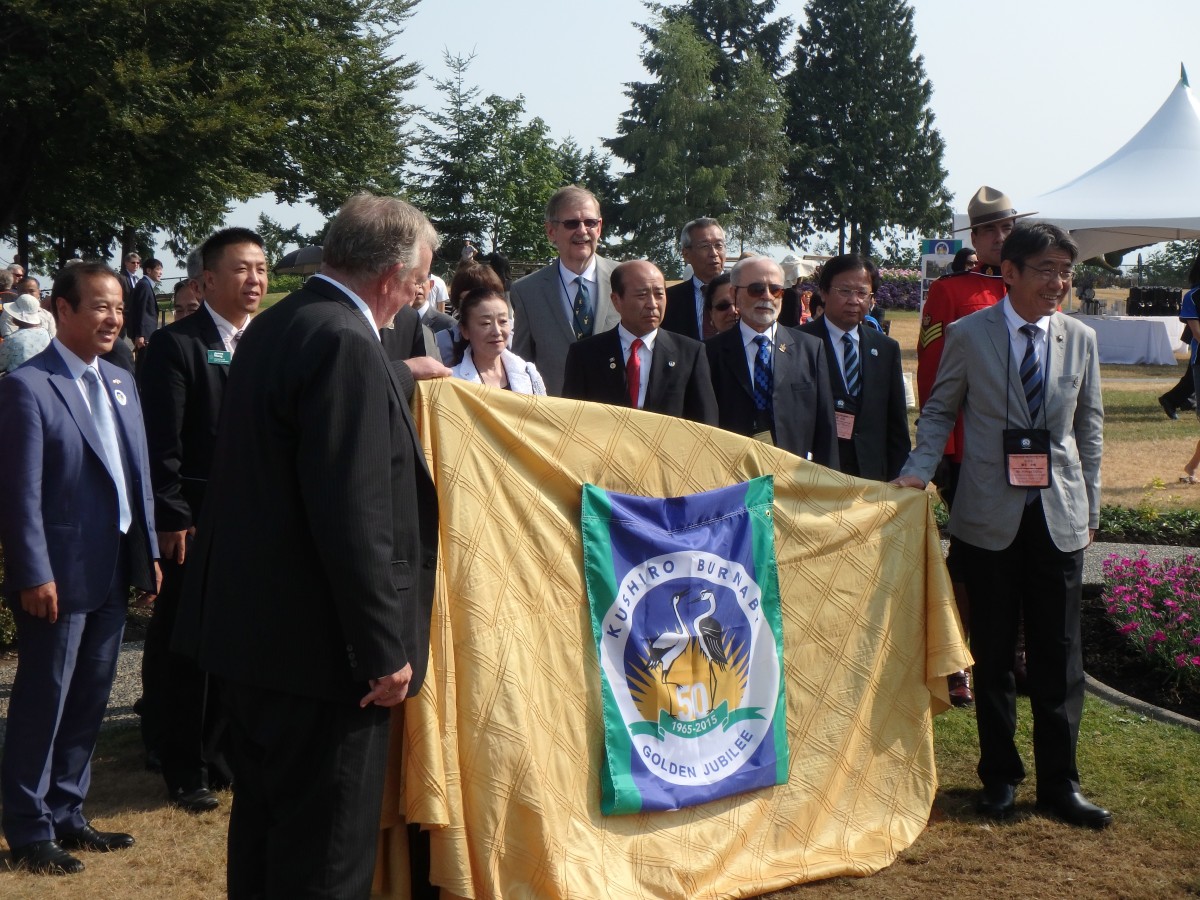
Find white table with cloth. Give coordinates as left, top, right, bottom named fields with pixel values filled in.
left=371, top=379, right=971, bottom=900
left=1072, top=313, right=1179, bottom=365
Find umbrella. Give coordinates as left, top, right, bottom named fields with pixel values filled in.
left=275, top=245, right=323, bottom=275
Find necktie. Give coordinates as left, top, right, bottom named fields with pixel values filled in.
left=572, top=277, right=593, bottom=340
left=83, top=367, right=132, bottom=533
left=627, top=338, right=643, bottom=408
left=1019, top=324, right=1043, bottom=421
left=231, top=329, right=244, bottom=352
left=752, top=335, right=773, bottom=412
left=842, top=332, right=860, bottom=397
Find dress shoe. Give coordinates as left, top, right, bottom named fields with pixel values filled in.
left=977, top=783, right=1017, bottom=820
left=1159, top=396, right=1180, bottom=420
left=170, top=787, right=220, bottom=813
left=58, top=822, right=136, bottom=852
left=10, top=839, right=85, bottom=875
left=1036, top=791, right=1113, bottom=829
left=948, top=670, right=974, bottom=707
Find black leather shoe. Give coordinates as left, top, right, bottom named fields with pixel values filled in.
left=58, top=822, right=136, bottom=852
left=170, top=787, right=220, bottom=813
left=1160, top=396, right=1180, bottom=420
left=1036, top=791, right=1113, bottom=829
left=977, top=784, right=1017, bottom=820
left=948, top=670, right=974, bottom=707
left=10, top=839, right=85, bottom=874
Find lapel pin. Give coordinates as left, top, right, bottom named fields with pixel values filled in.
left=609, top=358, right=617, bottom=369
left=1056, top=334, right=1064, bottom=343
left=668, top=360, right=676, bottom=367
left=112, top=378, right=122, bottom=384
left=869, top=348, right=878, bottom=357
left=114, top=389, right=128, bottom=406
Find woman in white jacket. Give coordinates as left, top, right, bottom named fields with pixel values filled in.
left=450, top=288, right=546, bottom=396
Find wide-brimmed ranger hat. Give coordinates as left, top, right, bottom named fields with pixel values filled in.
left=3, top=293, right=43, bottom=326
left=955, top=185, right=1037, bottom=232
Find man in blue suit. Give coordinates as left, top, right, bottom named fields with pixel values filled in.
left=0, top=262, right=161, bottom=875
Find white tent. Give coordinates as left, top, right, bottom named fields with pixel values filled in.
left=953, top=66, right=1200, bottom=261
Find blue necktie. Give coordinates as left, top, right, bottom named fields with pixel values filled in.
left=1019, top=324, right=1043, bottom=421
left=572, top=277, right=593, bottom=340
left=842, top=332, right=860, bottom=397
left=84, top=367, right=132, bottom=533
left=753, top=335, right=773, bottom=412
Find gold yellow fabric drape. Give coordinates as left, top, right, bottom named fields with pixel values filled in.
left=374, top=378, right=969, bottom=899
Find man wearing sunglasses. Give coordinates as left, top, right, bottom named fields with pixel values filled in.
left=706, top=255, right=838, bottom=466
left=662, top=217, right=727, bottom=340
left=511, top=185, right=621, bottom=396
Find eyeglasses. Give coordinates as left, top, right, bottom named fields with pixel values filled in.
left=831, top=287, right=874, bottom=301
left=735, top=281, right=784, bottom=299
left=551, top=218, right=601, bottom=231
left=713, top=301, right=735, bottom=312
left=692, top=241, right=726, bottom=254
left=1024, top=265, right=1074, bottom=283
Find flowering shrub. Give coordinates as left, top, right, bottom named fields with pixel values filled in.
left=799, top=270, right=922, bottom=311
left=1101, top=552, right=1200, bottom=689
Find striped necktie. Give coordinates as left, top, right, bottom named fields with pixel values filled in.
left=1019, top=324, right=1043, bottom=421
left=842, top=332, right=860, bottom=397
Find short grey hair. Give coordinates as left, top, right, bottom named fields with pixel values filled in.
left=322, top=193, right=440, bottom=277
left=545, top=185, right=600, bottom=223
left=185, top=247, right=204, bottom=281
left=729, top=254, right=778, bottom=286
left=680, top=217, right=723, bottom=250
left=0, top=270, right=11, bottom=291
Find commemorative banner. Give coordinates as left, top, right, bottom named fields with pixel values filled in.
left=582, top=476, right=788, bottom=815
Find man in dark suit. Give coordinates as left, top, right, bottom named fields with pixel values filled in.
left=706, top=255, right=839, bottom=467
left=661, top=217, right=727, bottom=340
left=511, top=185, right=621, bottom=395
left=895, top=223, right=1109, bottom=829
left=800, top=254, right=910, bottom=481
left=126, top=256, right=162, bottom=354
left=138, top=227, right=268, bottom=814
left=562, top=259, right=717, bottom=424
left=176, top=193, right=440, bottom=898
left=416, top=275, right=456, bottom=334
left=0, top=262, right=161, bottom=875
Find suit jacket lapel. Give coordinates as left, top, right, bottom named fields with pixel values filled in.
left=980, top=304, right=1028, bottom=423
left=772, top=326, right=798, bottom=397
left=542, top=264, right=578, bottom=345
left=645, top=329, right=674, bottom=407
left=723, top=328, right=754, bottom=400
left=43, top=346, right=108, bottom=465
left=197, top=306, right=231, bottom=383
left=1044, top=313, right=1067, bottom=414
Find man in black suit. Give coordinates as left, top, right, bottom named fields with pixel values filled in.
left=176, top=193, right=441, bottom=898
left=661, top=217, right=727, bottom=340
left=562, top=259, right=717, bottom=424
left=800, top=254, right=910, bottom=480
left=139, top=227, right=268, bottom=814
left=126, top=257, right=161, bottom=353
left=706, top=255, right=839, bottom=466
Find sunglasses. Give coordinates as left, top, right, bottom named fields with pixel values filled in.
left=736, top=282, right=784, bottom=299
left=552, top=218, right=601, bottom=230
left=713, top=301, right=736, bottom=312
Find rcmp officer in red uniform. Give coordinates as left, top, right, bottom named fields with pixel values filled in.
left=916, top=186, right=1036, bottom=706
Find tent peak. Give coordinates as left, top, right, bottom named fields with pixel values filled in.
left=1184, top=63, right=1190, bottom=88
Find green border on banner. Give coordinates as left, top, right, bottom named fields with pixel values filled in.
left=746, top=476, right=789, bottom=783
left=581, top=484, right=642, bottom=815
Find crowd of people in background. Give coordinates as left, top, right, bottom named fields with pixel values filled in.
left=10, top=179, right=1200, bottom=890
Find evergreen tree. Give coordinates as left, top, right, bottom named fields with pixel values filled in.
left=782, top=0, right=951, bottom=256
left=606, top=18, right=727, bottom=270
left=639, top=0, right=793, bottom=86
left=2, top=0, right=421, bottom=267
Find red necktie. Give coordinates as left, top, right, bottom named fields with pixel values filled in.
left=627, top=338, right=643, bottom=408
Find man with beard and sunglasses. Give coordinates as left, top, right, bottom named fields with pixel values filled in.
left=706, top=255, right=838, bottom=467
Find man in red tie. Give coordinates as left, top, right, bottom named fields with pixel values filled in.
left=561, top=259, right=716, bottom=425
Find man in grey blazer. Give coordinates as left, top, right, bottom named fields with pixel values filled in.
left=894, top=223, right=1109, bottom=829
left=511, top=185, right=620, bottom=395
